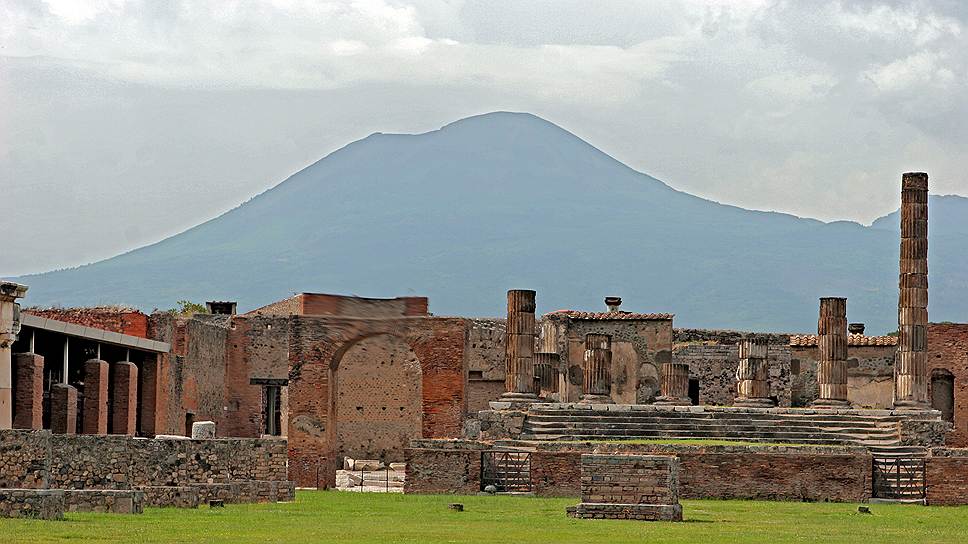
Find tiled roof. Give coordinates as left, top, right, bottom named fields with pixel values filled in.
left=545, top=310, right=674, bottom=321
left=789, top=334, right=898, bottom=347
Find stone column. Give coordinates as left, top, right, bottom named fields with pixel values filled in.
left=111, top=361, right=138, bottom=435
left=580, top=334, right=613, bottom=404
left=734, top=339, right=773, bottom=407
left=50, top=383, right=77, bottom=434
left=0, top=281, right=28, bottom=430
left=812, top=297, right=850, bottom=407
left=13, top=353, right=44, bottom=429
left=534, top=321, right=560, bottom=399
left=501, top=289, right=538, bottom=402
left=82, top=359, right=109, bottom=435
left=895, top=172, right=930, bottom=410
left=655, top=363, right=691, bottom=406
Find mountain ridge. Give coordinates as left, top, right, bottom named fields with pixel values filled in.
left=13, top=112, right=968, bottom=333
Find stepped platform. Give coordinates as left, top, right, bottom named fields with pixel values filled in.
left=494, top=402, right=942, bottom=449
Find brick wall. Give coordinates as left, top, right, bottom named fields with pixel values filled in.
left=579, top=453, right=679, bottom=505
left=25, top=307, right=148, bottom=338
left=406, top=440, right=871, bottom=502
left=927, top=323, right=968, bottom=446
left=926, top=448, right=968, bottom=505
left=466, top=319, right=506, bottom=412
left=404, top=441, right=484, bottom=494
left=222, top=315, right=290, bottom=438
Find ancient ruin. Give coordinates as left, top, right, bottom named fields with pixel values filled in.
left=3, top=171, right=968, bottom=517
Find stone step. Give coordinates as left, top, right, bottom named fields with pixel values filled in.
left=527, top=408, right=901, bottom=422
left=520, top=429, right=896, bottom=444
left=526, top=411, right=899, bottom=427
left=518, top=433, right=876, bottom=446
left=523, top=420, right=898, bottom=436
left=523, top=423, right=895, bottom=438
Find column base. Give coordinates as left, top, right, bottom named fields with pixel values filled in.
left=733, top=397, right=775, bottom=408
left=892, top=400, right=931, bottom=411
left=499, top=392, right=539, bottom=402
left=810, top=398, right=851, bottom=408
left=653, top=396, right=691, bottom=406
left=578, top=394, right=613, bottom=404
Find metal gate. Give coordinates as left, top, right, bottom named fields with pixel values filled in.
left=872, top=458, right=926, bottom=501
left=481, top=451, right=531, bottom=493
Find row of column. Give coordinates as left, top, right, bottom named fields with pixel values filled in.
left=10, top=354, right=143, bottom=435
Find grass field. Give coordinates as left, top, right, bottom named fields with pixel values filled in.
left=3, top=490, right=967, bottom=543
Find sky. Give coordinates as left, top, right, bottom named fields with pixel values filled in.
left=1, top=0, right=967, bottom=276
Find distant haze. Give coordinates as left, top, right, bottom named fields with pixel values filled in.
left=15, top=112, right=968, bottom=333
left=2, top=1, right=968, bottom=276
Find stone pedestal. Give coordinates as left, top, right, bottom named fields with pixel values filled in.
left=895, top=172, right=930, bottom=410
left=655, top=363, right=691, bottom=406
left=192, top=421, right=217, bottom=439
left=580, top=334, right=613, bottom=404
left=573, top=454, right=682, bottom=522
left=82, top=359, right=109, bottom=435
left=50, top=383, right=77, bottom=435
left=734, top=339, right=773, bottom=407
left=501, top=290, right=539, bottom=402
left=13, top=353, right=44, bottom=429
left=111, top=362, right=138, bottom=435
left=812, top=297, right=850, bottom=408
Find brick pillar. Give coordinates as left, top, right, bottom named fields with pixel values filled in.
left=50, top=383, right=77, bottom=434
left=13, top=353, right=44, bottom=429
left=813, top=297, right=850, bottom=408
left=82, top=359, right=109, bottom=435
left=655, top=363, right=691, bottom=406
left=895, top=172, right=930, bottom=410
left=501, top=290, right=538, bottom=402
left=580, top=334, right=613, bottom=403
left=734, top=339, right=773, bottom=407
left=140, top=354, right=164, bottom=437
left=111, top=361, right=138, bottom=435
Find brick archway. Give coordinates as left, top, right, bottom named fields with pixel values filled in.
left=286, top=317, right=467, bottom=487
left=330, top=333, right=422, bottom=465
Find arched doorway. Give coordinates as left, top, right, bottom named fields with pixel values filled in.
left=334, top=334, right=422, bottom=464
left=931, top=369, right=955, bottom=422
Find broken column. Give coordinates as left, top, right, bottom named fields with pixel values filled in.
left=655, top=363, right=691, bottom=406
left=13, top=353, right=44, bottom=429
left=895, top=172, right=930, bottom=410
left=0, top=281, right=27, bottom=430
left=50, top=383, right=77, bottom=434
left=82, top=359, right=109, bottom=435
left=734, top=339, right=773, bottom=408
left=111, top=361, right=138, bottom=435
left=501, top=289, right=538, bottom=402
left=812, top=297, right=850, bottom=408
left=580, top=334, right=613, bottom=403
left=533, top=321, right=560, bottom=398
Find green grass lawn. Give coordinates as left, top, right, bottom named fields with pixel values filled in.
left=3, top=490, right=966, bottom=543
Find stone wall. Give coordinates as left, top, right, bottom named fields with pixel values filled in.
left=546, top=316, right=673, bottom=404
left=222, top=315, right=290, bottom=438
left=790, top=345, right=896, bottom=409
left=674, top=342, right=792, bottom=406
left=405, top=440, right=871, bottom=502
left=0, top=489, right=64, bottom=519
left=927, top=323, right=968, bottom=447
left=0, top=430, right=49, bottom=488
left=465, top=319, right=506, bottom=413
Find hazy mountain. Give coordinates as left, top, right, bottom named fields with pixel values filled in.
left=14, top=112, right=968, bottom=333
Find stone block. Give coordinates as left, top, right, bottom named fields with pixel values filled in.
left=50, top=384, right=77, bottom=435
left=0, top=488, right=65, bottom=520
left=191, top=421, right=216, bottom=439
left=13, top=353, right=44, bottom=430
left=111, top=362, right=138, bottom=435
left=82, top=359, right=109, bottom=435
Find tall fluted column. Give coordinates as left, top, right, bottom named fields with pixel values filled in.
left=734, top=339, right=773, bottom=407
left=501, top=289, right=538, bottom=402
left=895, top=172, right=930, bottom=409
left=655, top=363, right=691, bottom=405
left=812, top=297, right=850, bottom=407
left=533, top=321, right=560, bottom=399
left=580, top=334, right=612, bottom=403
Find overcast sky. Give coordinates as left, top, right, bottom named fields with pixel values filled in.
left=2, top=0, right=967, bottom=276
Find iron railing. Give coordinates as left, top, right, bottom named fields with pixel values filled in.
left=872, top=457, right=926, bottom=501
left=481, top=451, right=531, bottom=493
